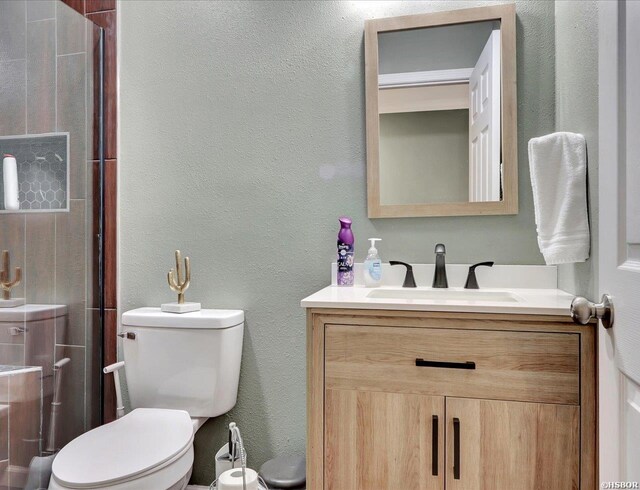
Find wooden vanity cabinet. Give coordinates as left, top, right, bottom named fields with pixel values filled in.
left=307, top=309, right=596, bottom=490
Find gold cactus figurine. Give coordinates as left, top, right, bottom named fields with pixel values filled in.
left=162, top=250, right=200, bottom=314
left=0, top=250, right=23, bottom=305
left=167, top=250, right=191, bottom=304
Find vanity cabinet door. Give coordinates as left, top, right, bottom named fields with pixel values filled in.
left=324, top=389, right=444, bottom=490
left=445, top=397, right=580, bottom=490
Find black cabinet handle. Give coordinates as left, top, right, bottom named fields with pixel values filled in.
left=453, top=417, right=461, bottom=480
left=432, top=415, right=438, bottom=476
left=415, top=359, right=476, bottom=370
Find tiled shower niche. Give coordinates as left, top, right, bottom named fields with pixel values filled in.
left=0, top=133, right=69, bottom=212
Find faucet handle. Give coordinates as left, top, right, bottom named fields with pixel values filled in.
left=434, top=243, right=446, bottom=254
left=390, top=261, right=417, bottom=288
left=464, top=261, right=494, bottom=289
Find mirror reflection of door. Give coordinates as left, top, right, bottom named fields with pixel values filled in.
left=469, top=30, right=501, bottom=202
left=377, top=20, right=502, bottom=206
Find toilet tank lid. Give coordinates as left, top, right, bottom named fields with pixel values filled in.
left=122, top=307, right=244, bottom=329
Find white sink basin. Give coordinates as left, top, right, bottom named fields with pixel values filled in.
left=366, top=288, right=521, bottom=303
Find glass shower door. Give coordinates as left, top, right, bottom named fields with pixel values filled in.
left=0, top=1, right=104, bottom=488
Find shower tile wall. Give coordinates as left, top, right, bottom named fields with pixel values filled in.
left=61, top=0, right=119, bottom=423
left=0, top=2, right=100, bottom=480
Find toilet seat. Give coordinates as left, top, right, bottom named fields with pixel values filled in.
left=50, top=408, right=194, bottom=489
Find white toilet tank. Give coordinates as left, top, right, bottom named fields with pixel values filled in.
left=120, top=308, right=244, bottom=417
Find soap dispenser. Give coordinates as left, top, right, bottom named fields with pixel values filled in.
left=364, top=238, right=382, bottom=288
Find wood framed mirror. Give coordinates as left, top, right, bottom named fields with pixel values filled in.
left=365, top=4, right=517, bottom=218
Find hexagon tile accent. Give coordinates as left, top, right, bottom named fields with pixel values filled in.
left=0, top=133, right=69, bottom=211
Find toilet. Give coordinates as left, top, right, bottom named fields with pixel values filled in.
left=49, top=307, right=244, bottom=490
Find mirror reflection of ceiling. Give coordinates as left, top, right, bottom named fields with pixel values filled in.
left=378, top=20, right=500, bottom=74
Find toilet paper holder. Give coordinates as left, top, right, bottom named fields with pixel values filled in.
left=211, top=423, right=269, bottom=490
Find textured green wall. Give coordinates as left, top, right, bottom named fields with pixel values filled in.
left=118, top=1, right=556, bottom=484
left=554, top=0, right=599, bottom=299
left=378, top=20, right=496, bottom=73
left=379, top=110, right=470, bottom=204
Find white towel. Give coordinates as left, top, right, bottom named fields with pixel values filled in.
left=528, top=132, right=590, bottom=264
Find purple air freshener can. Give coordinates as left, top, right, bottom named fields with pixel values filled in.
left=337, top=217, right=355, bottom=286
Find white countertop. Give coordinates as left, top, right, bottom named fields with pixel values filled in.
left=300, top=286, right=574, bottom=316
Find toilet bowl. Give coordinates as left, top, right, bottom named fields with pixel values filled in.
left=49, top=409, right=197, bottom=490
left=49, top=308, right=244, bottom=490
